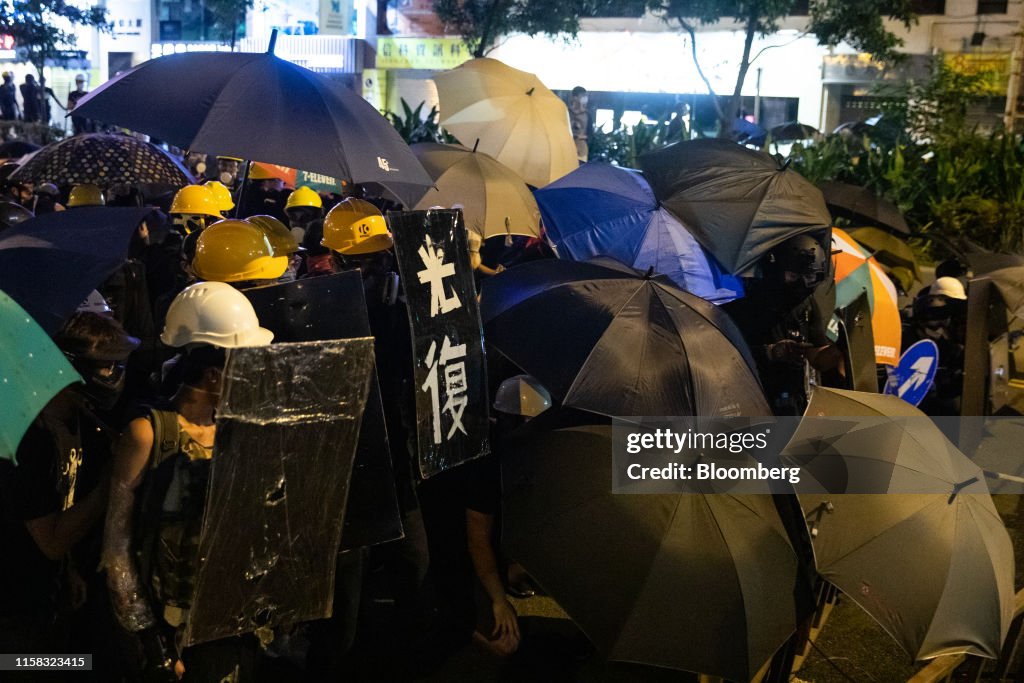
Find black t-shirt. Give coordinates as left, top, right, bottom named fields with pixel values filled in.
left=0, top=415, right=109, bottom=620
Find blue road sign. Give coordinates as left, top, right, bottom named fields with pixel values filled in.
left=884, top=339, right=940, bottom=406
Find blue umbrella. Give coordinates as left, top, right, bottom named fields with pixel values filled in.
left=534, top=163, right=743, bottom=303
left=0, top=207, right=154, bottom=334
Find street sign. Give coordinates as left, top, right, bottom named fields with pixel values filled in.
left=884, top=339, right=940, bottom=406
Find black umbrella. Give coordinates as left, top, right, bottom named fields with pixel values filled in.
left=638, top=139, right=831, bottom=275
left=73, top=46, right=433, bottom=207
left=501, top=421, right=802, bottom=681
left=0, top=140, right=40, bottom=159
left=0, top=207, right=153, bottom=334
left=817, top=180, right=910, bottom=235
left=9, top=133, right=193, bottom=189
left=985, top=265, right=1024, bottom=321
left=479, top=257, right=770, bottom=417
left=769, top=121, right=819, bottom=142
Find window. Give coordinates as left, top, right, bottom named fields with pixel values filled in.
left=910, top=0, right=945, bottom=14
left=977, top=0, right=1008, bottom=14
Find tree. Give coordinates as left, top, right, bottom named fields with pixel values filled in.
left=646, top=0, right=916, bottom=135
left=0, top=0, right=107, bottom=138
left=205, top=0, right=255, bottom=49
left=434, top=0, right=635, bottom=58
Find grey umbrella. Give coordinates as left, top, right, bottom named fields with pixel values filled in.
left=785, top=387, right=1015, bottom=660
left=638, top=139, right=832, bottom=275
left=502, top=421, right=803, bottom=681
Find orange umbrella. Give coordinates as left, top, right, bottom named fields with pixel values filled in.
left=831, top=227, right=901, bottom=365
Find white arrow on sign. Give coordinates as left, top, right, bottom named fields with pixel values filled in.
left=898, top=356, right=934, bottom=398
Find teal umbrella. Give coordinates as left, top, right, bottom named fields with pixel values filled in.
left=0, top=290, right=81, bottom=464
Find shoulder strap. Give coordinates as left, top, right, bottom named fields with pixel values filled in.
left=149, top=409, right=181, bottom=468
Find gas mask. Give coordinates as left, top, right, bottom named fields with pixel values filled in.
left=68, top=356, right=127, bottom=411
left=172, top=213, right=207, bottom=236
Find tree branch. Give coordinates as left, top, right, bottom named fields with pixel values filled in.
left=673, top=13, right=725, bottom=124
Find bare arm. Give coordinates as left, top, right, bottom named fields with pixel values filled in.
left=467, top=508, right=520, bottom=649
left=102, top=417, right=157, bottom=632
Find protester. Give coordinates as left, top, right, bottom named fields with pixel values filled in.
left=191, top=218, right=288, bottom=287
left=283, top=185, right=323, bottom=244
left=67, top=75, right=92, bottom=135
left=909, top=276, right=968, bottom=415
left=102, top=281, right=273, bottom=682
left=723, top=234, right=841, bottom=415
left=0, top=312, right=137, bottom=664
left=0, top=71, right=18, bottom=121
left=67, top=184, right=105, bottom=209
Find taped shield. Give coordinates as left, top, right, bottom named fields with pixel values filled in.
left=243, top=271, right=403, bottom=549
left=389, top=209, right=490, bottom=478
left=182, top=338, right=375, bottom=647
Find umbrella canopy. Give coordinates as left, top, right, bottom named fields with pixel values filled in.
left=502, top=421, right=801, bottom=681
left=967, top=252, right=1024, bottom=277
left=639, top=139, right=832, bottom=275
left=73, top=50, right=432, bottom=207
left=730, top=118, right=767, bottom=147
left=534, top=163, right=743, bottom=303
left=433, top=58, right=578, bottom=189
left=770, top=122, right=819, bottom=142
left=0, top=140, right=40, bottom=159
left=479, top=257, right=769, bottom=417
left=411, top=142, right=540, bottom=239
left=831, top=228, right=902, bottom=365
left=818, top=181, right=910, bottom=235
left=0, top=207, right=153, bottom=334
left=986, top=265, right=1024, bottom=321
left=846, top=226, right=920, bottom=293
left=784, top=387, right=1015, bottom=660
left=9, top=133, right=193, bottom=189
left=0, top=290, right=82, bottom=463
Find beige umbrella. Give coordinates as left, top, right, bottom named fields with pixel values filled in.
left=433, top=58, right=578, bottom=189
left=412, top=142, right=540, bottom=240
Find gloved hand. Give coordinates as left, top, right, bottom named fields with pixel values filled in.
left=765, top=340, right=813, bottom=364
left=138, top=627, right=178, bottom=682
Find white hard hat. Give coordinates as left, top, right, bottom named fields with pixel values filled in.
left=161, top=281, right=274, bottom=348
left=930, top=276, right=967, bottom=300
left=494, top=374, right=552, bottom=418
left=77, top=290, right=112, bottom=315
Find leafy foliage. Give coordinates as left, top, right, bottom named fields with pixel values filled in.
left=0, top=0, right=108, bottom=73
left=588, top=119, right=690, bottom=168
left=645, top=0, right=915, bottom=131
left=433, top=0, right=636, bottom=57
left=787, top=60, right=1024, bottom=255
left=386, top=99, right=457, bottom=145
left=204, top=0, right=254, bottom=47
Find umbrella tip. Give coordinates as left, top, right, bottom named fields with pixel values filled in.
left=526, top=87, right=535, bottom=96
left=268, top=29, right=278, bottom=55
left=473, top=138, right=479, bottom=153
left=644, top=266, right=655, bottom=279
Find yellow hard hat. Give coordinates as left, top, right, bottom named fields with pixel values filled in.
left=248, top=164, right=278, bottom=181
left=192, top=219, right=288, bottom=283
left=203, top=180, right=235, bottom=212
left=322, top=198, right=393, bottom=255
left=170, top=185, right=222, bottom=219
left=285, top=186, right=323, bottom=211
left=68, top=183, right=104, bottom=208
left=247, top=214, right=302, bottom=255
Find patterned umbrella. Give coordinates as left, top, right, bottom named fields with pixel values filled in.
left=9, top=133, right=193, bottom=189
left=831, top=227, right=901, bottom=365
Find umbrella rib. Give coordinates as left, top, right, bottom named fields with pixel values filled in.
left=562, top=281, right=647, bottom=406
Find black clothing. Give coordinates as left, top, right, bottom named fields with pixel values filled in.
left=0, top=81, right=16, bottom=120
left=67, top=89, right=92, bottom=135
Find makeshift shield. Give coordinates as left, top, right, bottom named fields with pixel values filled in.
left=243, top=272, right=403, bottom=549
left=182, top=339, right=375, bottom=647
left=390, top=209, right=490, bottom=477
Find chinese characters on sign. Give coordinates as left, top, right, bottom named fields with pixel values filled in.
left=391, top=209, right=489, bottom=477
left=375, top=38, right=473, bottom=70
